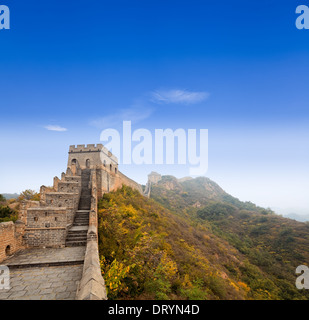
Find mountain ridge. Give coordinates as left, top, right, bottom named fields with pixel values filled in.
left=97, top=175, right=309, bottom=300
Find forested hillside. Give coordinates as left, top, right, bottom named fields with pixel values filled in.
left=98, top=177, right=309, bottom=300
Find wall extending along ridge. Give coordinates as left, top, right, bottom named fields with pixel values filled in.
left=95, top=169, right=143, bottom=198
left=0, top=143, right=144, bottom=299
left=76, top=170, right=107, bottom=300
left=143, top=171, right=162, bottom=197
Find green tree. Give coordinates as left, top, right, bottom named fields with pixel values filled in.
left=0, top=206, right=17, bottom=222
left=18, top=190, right=40, bottom=201
left=0, top=194, right=6, bottom=204
left=197, top=202, right=236, bottom=220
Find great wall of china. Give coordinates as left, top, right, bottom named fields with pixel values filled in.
left=0, top=144, right=151, bottom=300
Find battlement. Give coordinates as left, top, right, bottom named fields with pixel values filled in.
left=69, top=144, right=104, bottom=153
left=69, top=144, right=118, bottom=164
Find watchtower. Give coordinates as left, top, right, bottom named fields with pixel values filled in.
left=148, top=171, right=162, bottom=184
left=67, top=144, right=118, bottom=175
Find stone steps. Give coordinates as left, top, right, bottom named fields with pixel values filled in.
left=79, top=206, right=90, bottom=210
left=65, top=170, right=91, bottom=247
left=73, top=223, right=88, bottom=227
left=66, top=240, right=87, bottom=247
left=66, top=230, right=87, bottom=246
left=79, top=204, right=91, bottom=210
left=74, top=219, right=89, bottom=222
left=66, top=237, right=87, bottom=242
left=67, top=235, right=87, bottom=240
left=67, top=230, right=87, bottom=235
left=7, top=259, right=84, bottom=269
left=75, top=213, right=89, bottom=217
left=75, top=216, right=89, bottom=220
left=74, top=218, right=89, bottom=225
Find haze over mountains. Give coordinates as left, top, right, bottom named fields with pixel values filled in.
left=98, top=175, right=309, bottom=300
left=178, top=177, right=309, bottom=223
left=1, top=193, right=19, bottom=200
left=2, top=178, right=308, bottom=223
left=271, top=208, right=309, bottom=223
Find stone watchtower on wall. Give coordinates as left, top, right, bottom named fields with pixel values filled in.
left=68, top=144, right=118, bottom=174
left=0, top=144, right=142, bottom=262
left=148, top=171, right=162, bottom=184
left=0, top=143, right=145, bottom=299
left=143, top=171, right=162, bottom=197
left=67, top=144, right=142, bottom=198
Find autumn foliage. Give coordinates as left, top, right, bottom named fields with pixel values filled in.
left=98, top=179, right=309, bottom=300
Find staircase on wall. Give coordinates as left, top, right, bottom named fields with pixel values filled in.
left=0, top=146, right=109, bottom=300
left=66, top=170, right=91, bottom=247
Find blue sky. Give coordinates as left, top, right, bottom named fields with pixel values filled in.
left=1, top=0, right=309, bottom=215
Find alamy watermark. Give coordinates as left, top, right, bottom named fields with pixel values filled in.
left=0, top=266, right=10, bottom=290
left=0, top=5, right=10, bottom=29
left=100, top=121, right=208, bottom=176
left=296, top=5, right=309, bottom=29
left=295, top=265, right=309, bottom=289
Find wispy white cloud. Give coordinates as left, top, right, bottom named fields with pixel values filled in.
left=151, top=89, right=209, bottom=104
left=90, top=89, right=208, bottom=129
left=44, top=125, right=68, bottom=132
left=90, top=106, right=153, bottom=129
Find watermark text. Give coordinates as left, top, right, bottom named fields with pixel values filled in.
left=296, top=265, right=309, bottom=289
left=296, top=5, right=309, bottom=29
left=100, top=121, right=208, bottom=176
left=0, top=5, right=10, bottom=30
left=0, top=266, right=10, bottom=290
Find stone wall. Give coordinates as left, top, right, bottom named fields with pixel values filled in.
left=68, top=144, right=118, bottom=172
left=95, top=168, right=142, bottom=198
left=148, top=171, right=162, bottom=184
left=23, top=227, right=67, bottom=248
left=0, top=220, right=25, bottom=263
left=76, top=169, right=107, bottom=300
left=117, top=171, right=143, bottom=193
left=57, top=181, right=80, bottom=194
left=17, top=143, right=142, bottom=251
left=23, top=208, right=68, bottom=248
left=67, top=144, right=142, bottom=198
left=143, top=171, right=162, bottom=197
left=22, top=172, right=82, bottom=248
left=0, top=143, right=142, bottom=289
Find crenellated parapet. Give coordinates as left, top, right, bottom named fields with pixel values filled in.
left=1, top=143, right=142, bottom=258
left=21, top=169, right=83, bottom=248
left=69, top=144, right=104, bottom=153
left=68, top=144, right=118, bottom=173
left=69, top=144, right=118, bottom=163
